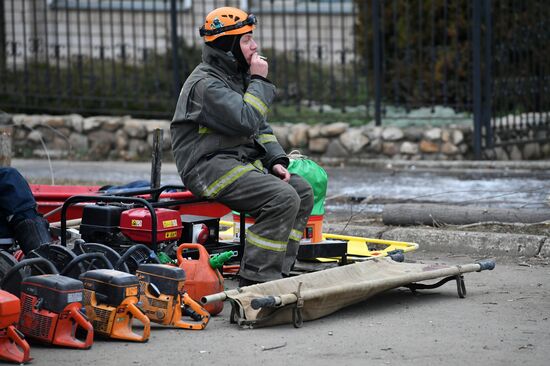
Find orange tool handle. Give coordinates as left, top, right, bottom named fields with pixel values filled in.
left=176, top=243, right=210, bottom=265
left=172, top=293, right=210, bottom=330
left=6, top=325, right=31, bottom=363
left=126, top=302, right=151, bottom=342
left=67, top=305, right=94, bottom=349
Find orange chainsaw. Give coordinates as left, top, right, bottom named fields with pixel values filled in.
left=0, top=290, right=31, bottom=364
left=80, top=269, right=150, bottom=342
left=18, top=274, right=94, bottom=349
left=136, top=264, right=210, bottom=330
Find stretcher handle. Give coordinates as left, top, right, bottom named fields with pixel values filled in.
left=251, top=296, right=280, bottom=310
left=60, top=252, right=113, bottom=277
left=476, top=259, right=495, bottom=271
left=6, top=325, right=31, bottom=363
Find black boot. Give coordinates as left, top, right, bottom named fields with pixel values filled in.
left=12, top=216, right=52, bottom=255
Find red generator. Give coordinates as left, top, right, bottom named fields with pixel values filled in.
left=18, top=275, right=94, bottom=349
left=0, top=290, right=31, bottom=364
left=120, top=208, right=183, bottom=244
left=79, top=204, right=184, bottom=249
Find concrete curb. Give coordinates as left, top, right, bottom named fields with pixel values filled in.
left=325, top=223, right=549, bottom=258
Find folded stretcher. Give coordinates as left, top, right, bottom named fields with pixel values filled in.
left=203, top=257, right=495, bottom=328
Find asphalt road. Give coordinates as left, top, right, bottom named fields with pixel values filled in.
left=9, top=159, right=550, bottom=365
left=27, top=253, right=550, bottom=366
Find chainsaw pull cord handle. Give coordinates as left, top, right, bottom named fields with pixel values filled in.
left=114, top=244, right=160, bottom=272
left=5, top=325, right=31, bottom=362
left=60, top=252, right=114, bottom=277
left=0, top=257, right=58, bottom=290
left=55, top=303, right=94, bottom=349
left=175, top=292, right=211, bottom=330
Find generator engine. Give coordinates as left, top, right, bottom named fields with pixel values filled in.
left=79, top=204, right=183, bottom=252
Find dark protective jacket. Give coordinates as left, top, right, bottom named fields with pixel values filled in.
left=171, top=44, right=287, bottom=198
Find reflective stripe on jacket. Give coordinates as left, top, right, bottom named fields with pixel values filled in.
left=171, top=44, right=287, bottom=197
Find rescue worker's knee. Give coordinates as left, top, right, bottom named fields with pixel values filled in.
left=273, top=184, right=301, bottom=216
left=301, top=183, right=314, bottom=212
left=290, top=175, right=314, bottom=213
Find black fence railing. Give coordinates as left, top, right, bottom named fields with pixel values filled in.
left=485, top=0, right=550, bottom=152
left=0, top=0, right=548, bottom=159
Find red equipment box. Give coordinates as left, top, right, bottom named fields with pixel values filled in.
left=120, top=208, right=183, bottom=244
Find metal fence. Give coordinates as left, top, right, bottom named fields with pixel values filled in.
left=480, top=0, right=549, bottom=155
left=0, top=0, right=548, bottom=158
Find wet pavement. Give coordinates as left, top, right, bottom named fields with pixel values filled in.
left=12, top=158, right=549, bottom=216
left=324, top=166, right=550, bottom=216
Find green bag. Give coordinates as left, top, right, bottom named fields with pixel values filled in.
left=288, top=158, right=328, bottom=216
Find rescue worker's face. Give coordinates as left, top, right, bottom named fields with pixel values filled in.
left=240, top=33, right=258, bottom=66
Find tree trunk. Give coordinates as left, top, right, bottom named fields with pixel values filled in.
left=0, top=0, right=5, bottom=74
left=382, top=203, right=550, bottom=226
left=0, top=111, right=12, bottom=166
left=0, top=126, right=12, bottom=166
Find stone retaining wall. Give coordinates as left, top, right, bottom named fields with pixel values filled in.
left=4, top=114, right=550, bottom=162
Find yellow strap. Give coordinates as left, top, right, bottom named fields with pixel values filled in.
left=252, top=159, right=264, bottom=171
left=198, top=125, right=212, bottom=134
left=203, top=164, right=254, bottom=198
left=289, top=229, right=303, bottom=242
left=246, top=230, right=287, bottom=252
left=258, top=134, right=278, bottom=144
left=244, top=92, right=268, bottom=116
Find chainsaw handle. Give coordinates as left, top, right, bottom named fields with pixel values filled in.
left=60, top=252, right=113, bottom=277
left=114, top=244, right=160, bottom=272
left=182, top=292, right=210, bottom=317
left=126, top=302, right=151, bottom=342
left=53, top=303, right=94, bottom=349
left=67, top=304, right=94, bottom=348
left=176, top=243, right=210, bottom=265
left=172, top=292, right=210, bottom=330
left=6, top=325, right=31, bottom=362
left=0, top=257, right=58, bottom=291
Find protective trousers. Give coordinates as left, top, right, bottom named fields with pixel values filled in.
left=215, top=171, right=313, bottom=283
left=0, top=167, right=37, bottom=238
left=0, top=167, right=51, bottom=253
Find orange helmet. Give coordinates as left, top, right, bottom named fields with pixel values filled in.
left=199, top=7, right=257, bottom=42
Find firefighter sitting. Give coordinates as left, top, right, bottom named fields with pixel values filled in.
left=170, top=7, right=313, bottom=287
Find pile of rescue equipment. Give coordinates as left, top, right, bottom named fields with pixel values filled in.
left=0, top=159, right=494, bottom=363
